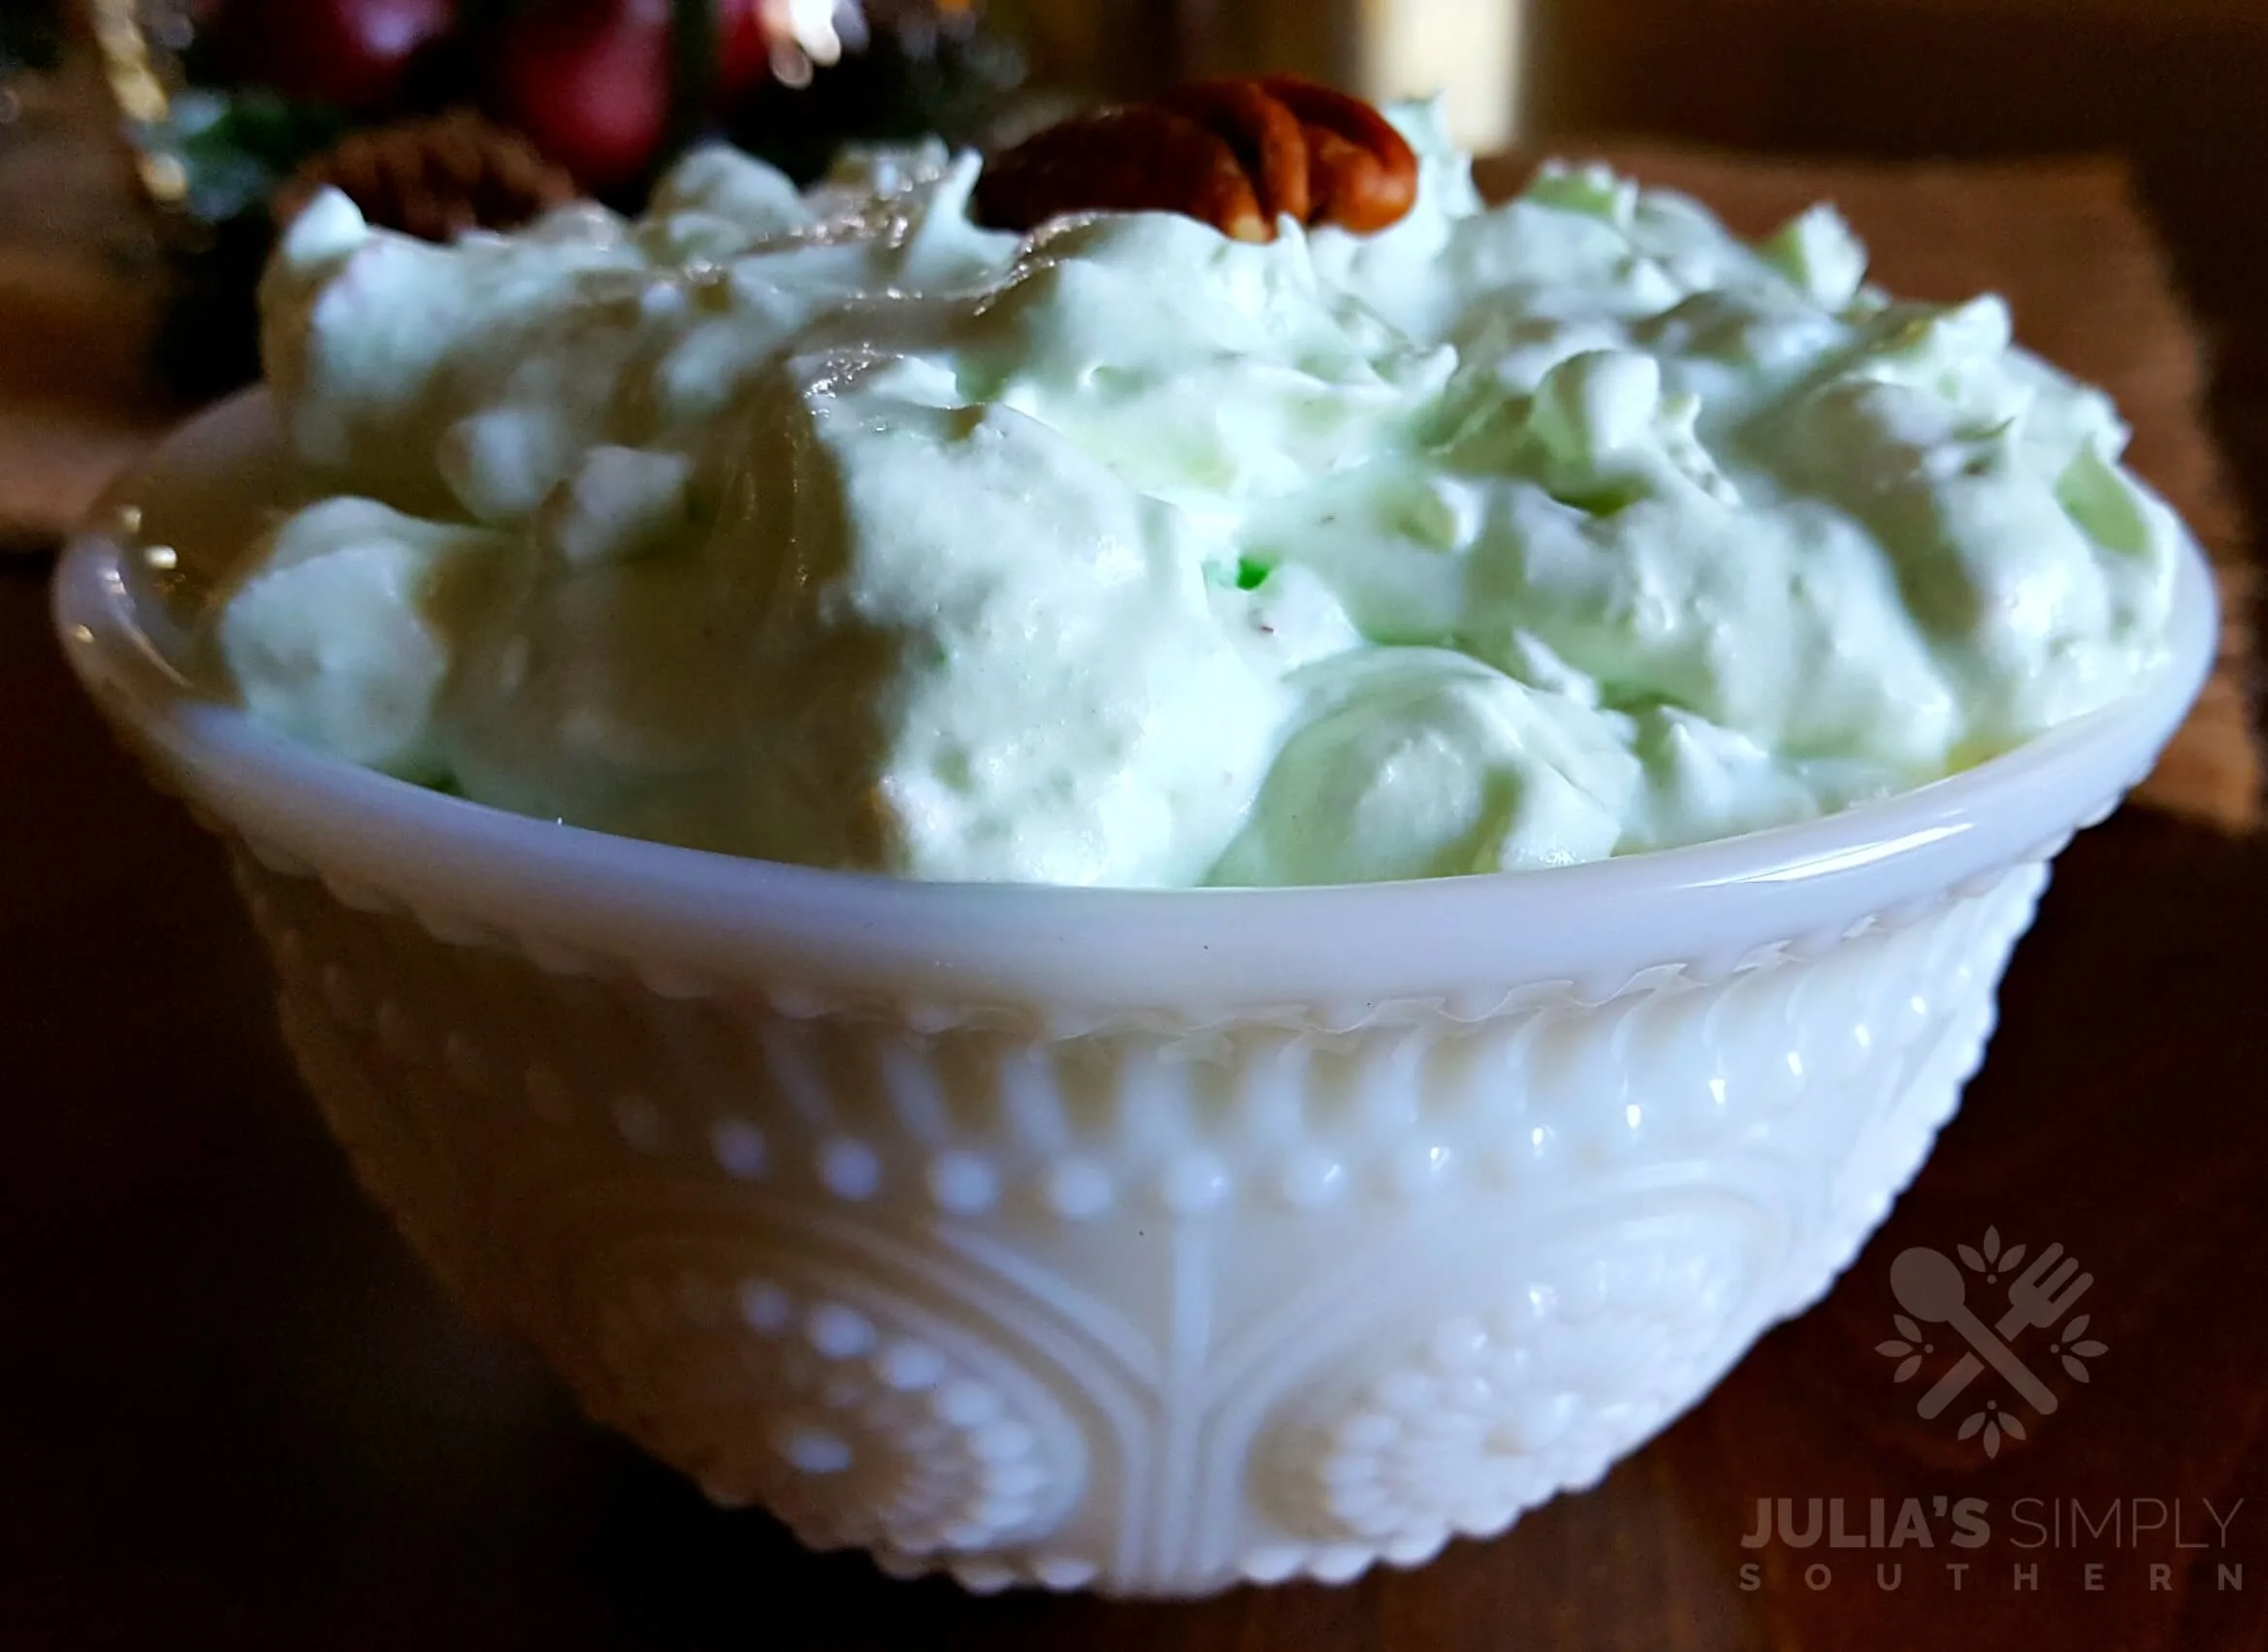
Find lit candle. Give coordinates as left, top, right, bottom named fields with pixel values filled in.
left=1357, top=0, right=1526, bottom=150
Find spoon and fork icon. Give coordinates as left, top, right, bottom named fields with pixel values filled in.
left=1889, top=1243, right=2092, bottom=1420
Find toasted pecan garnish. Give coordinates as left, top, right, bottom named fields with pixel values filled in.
left=974, top=76, right=1417, bottom=243
left=972, top=105, right=1270, bottom=243
left=274, top=110, right=576, bottom=243
left=1163, top=79, right=1312, bottom=226
left=1257, top=76, right=1420, bottom=235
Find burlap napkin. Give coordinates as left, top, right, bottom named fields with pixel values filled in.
left=0, top=66, right=179, bottom=556
left=4, top=102, right=2253, bottom=826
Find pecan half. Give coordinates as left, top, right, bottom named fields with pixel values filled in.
left=1162, top=79, right=1312, bottom=226
left=971, top=106, right=1270, bottom=243
left=1259, top=75, right=1420, bottom=235
left=974, top=76, right=1418, bottom=243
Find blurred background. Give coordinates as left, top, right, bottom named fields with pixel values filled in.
left=2, top=0, right=2261, bottom=376
left=4, top=0, right=2261, bottom=410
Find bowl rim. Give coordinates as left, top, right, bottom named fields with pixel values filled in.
left=49, top=388, right=2220, bottom=1013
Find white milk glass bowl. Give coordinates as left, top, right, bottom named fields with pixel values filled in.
left=54, top=392, right=2217, bottom=1597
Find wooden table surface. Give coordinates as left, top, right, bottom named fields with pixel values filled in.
left=8, top=88, right=2268, bottom=1652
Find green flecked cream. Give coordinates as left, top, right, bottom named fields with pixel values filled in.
left=218, top=111, right=2184, bottom=886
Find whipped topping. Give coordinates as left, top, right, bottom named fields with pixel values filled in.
left=218, top=108, right=2185, bottom=886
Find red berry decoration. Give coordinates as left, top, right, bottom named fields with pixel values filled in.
left=488, top=0, right=674, bottom=190
left=208, top=0, right=459, bottom=113
left=716, top=0, right=776, bottom=97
